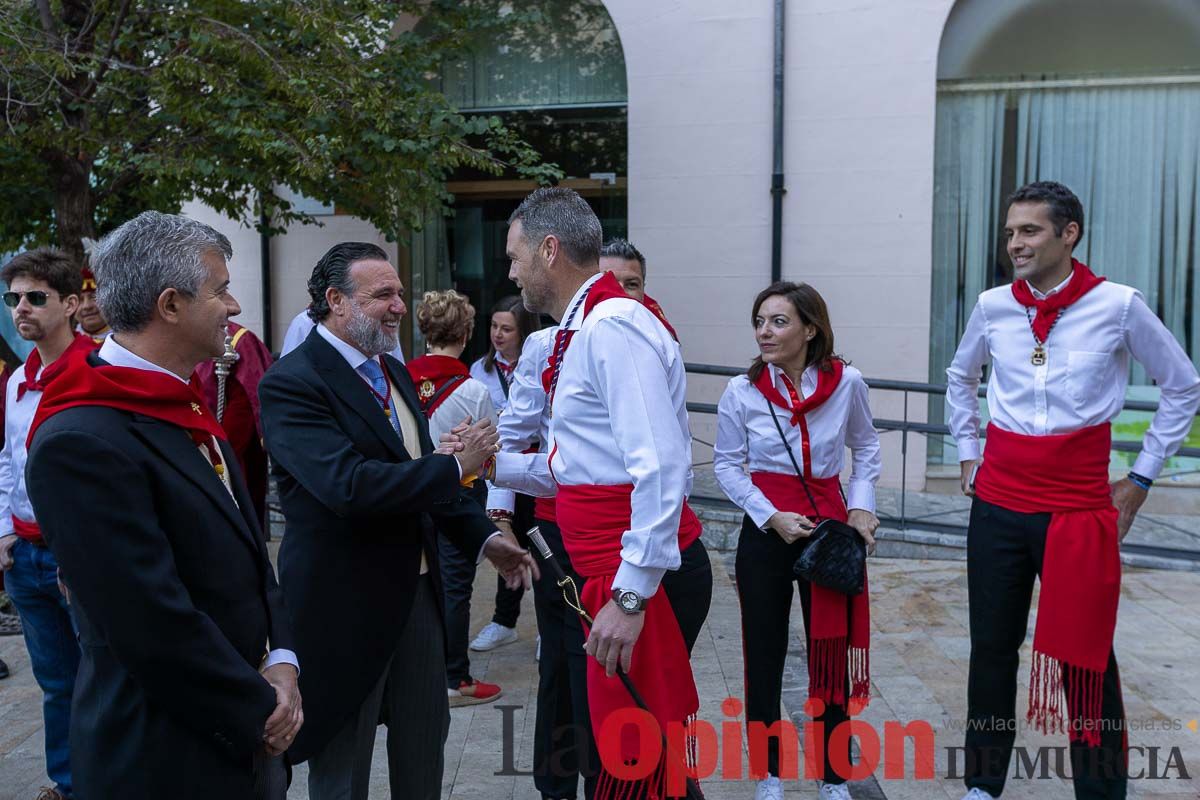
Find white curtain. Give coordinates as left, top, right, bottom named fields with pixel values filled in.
left=929, top=92, right=1005, bottom=463
left=1015, top=85, right=1200, bottom=382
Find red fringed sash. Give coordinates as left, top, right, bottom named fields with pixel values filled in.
left=751, top=472, right=871, bottom=712
left=974, top=422, right=1121, bottom=748
left=556, top=483, right=702, bottom=800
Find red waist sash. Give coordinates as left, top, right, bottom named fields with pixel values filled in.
left=555, top=483, right=701, bottom=798
left=974, top=423, right=1120, bottom=747
left=751, top=472, right=870, bottom=711
left=12, top=515, right=43, bottom=545
left=533, top=496, right=557, bottom=523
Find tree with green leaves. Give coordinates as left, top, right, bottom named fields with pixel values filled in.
left=0, top=0, right=558, bottom=266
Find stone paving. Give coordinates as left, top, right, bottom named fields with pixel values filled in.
left=2, top=550, right=1199, bottom=798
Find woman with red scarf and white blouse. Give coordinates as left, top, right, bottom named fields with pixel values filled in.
left=714, top=282, right=881, bottom=800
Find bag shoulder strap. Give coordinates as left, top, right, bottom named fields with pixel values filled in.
left=495, top=361, right=510, bottom=399
left=420, top=374, right=468, bottom=419
left=764, top=393, right=849, bottom=513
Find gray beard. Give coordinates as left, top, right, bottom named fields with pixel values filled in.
left=346, top=301, right=398, bottom=356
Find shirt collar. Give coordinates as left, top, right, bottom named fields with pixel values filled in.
left=98, top=336, right=189, bottom=383
left=563, top=273, right=605, bottom=332
left=316, top=323, right=372, bottom=371
left=1030, top=270, right=1073, bottom=301
left=767, top=361, right=817, bottom=397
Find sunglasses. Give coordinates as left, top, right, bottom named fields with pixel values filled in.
left=2, top=290, right=53, bottom=308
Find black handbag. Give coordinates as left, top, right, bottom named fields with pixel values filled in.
left=764, top=396, right=867, bottom=596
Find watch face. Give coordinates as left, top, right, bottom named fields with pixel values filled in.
left=618, top=590, right=639, bottom=611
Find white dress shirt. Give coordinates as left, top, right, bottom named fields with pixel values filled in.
left=494, top=274, right=692, bottom=598
left=946, top=274, right=1200, bottom=478
left=713, top=363, right=882, bottom=528
left=0, top=357, right=50, bottom=535
left=487, top=328, right=554, bottom=514
left=98, top=336, right=299, bottom=673
left=282, top=310, right=405, bottom=362
left=470, top=354, right=516, bottom=414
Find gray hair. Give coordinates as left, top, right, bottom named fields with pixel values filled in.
left=508, top=187, right=602, bottom=266
left=91, top=211, right=232, bottom=333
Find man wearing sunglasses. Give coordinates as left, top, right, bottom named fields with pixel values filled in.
left=0, top=247, right=94, bottom=800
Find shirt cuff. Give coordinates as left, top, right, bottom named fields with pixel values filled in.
left=478, top=530, right=503, bottom=564
left=956, top=437, right=982, bottom=462
left=746, top=496, right=778, bottom=530
left=846, top=480, right=876, bottom=514
left=487, top=486, right=517, bottom=514
left=613, top=561, right=667, bottom=600
left=262, top=649, right=299, bottom=675
left=1132, top=451, right=1165, bottom=481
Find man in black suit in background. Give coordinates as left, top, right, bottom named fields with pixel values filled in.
left=26, top=211, right=301, bottom=799
left=259, top=242, right=536, bottom=800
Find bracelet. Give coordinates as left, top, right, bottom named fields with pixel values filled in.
left=1127, top=471, right=1153, bottom=491
left=480, top=457, right=497, bottom=482
left=486, top=509, right=514, bottom=522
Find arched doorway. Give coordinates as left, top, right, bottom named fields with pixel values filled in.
left=929, top=0, right=1200, bottom=467
left=410, top=0, right=628, bottom=358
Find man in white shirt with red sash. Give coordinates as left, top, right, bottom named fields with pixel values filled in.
left=947, top=181, right=1200, bottom=800
left=484, top=187, right=711, bottom=800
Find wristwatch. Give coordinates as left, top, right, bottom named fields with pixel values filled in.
left=611, top=587, right=647, bottom=614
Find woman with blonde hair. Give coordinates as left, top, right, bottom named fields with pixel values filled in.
left=406, top=289, right=503, bottom=707
left=714, top=281, right=881, bottom=800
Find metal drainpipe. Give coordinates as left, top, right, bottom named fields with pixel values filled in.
left=259, top=197, right=274, bottom=353
left=770, top=0, right=786, bottom=284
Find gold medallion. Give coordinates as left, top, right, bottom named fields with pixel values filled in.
left=419, top=379, right=435, bottom=400
left=1031, top=345, right=1046, bottom=366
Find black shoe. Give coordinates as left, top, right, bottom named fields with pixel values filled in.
left=0, top=657, right=9, bottom=679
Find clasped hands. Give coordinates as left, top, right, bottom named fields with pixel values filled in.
left=439, top=417, right=540, bottom=591
left=261, top=663, right=303, bottom=756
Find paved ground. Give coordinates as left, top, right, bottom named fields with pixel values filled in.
left=2, top=550, right=1199, bottom=798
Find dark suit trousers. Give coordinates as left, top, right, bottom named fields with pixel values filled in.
left=965, top=498, right=1127, bottom=800
left=439, top=481, right=489, bottom=688
left=492, top=493, right=537, bottom=628
left=307, top=574, right=449, bottom=800
left=735, top=516, right=852, bottom=784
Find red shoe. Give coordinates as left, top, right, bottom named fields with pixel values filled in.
left=448, top=678, right=503, bottom=707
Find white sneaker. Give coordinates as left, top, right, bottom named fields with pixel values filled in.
left=469, top=622, right=518, bottom=651
left=961, top=790, right=995, bottom=800
left=535, top=634, right=542, bottom=662
left=819, top=783, right=851, bottom=800
left=754, top=774, right=783, bottom=800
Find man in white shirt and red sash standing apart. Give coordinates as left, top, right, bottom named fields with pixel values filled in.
left=486, top=187, right=711, bottom=799
left=947, top=181, right=1200, bottom=800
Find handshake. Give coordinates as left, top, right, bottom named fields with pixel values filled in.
left=436, top=416, right=500, bottom=477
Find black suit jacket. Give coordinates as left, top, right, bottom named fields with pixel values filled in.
left=25, top=357, right=291, bottom=799
left=258, top=329, right=495, bottom=763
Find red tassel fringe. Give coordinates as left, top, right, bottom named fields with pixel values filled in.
left=1027, top=651, right=1103, bottom=748
left=809, top=637, right=871, bottom=712
left=593, top=714, right=702, bottom=800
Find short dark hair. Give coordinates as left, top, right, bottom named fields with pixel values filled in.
left=308, top=242, right=389, bottom=322
left=1007, top=181, right=1085, bottom=249
left=508, top=187, right=602, bottom=266
left=600, top=238, right=646, bottom=277
left=747, top=281, right=840, bottom=382
left=1, top=247, right=81, bottom=300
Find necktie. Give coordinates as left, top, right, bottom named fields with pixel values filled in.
left=358, top=358, right=403, bottom=440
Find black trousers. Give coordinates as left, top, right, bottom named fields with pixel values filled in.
left=965, top=498, right=1127, bottom=800
left=735, top=516, right=852, bottom=784
left=439, top=481, right=489, bottom=688
left=493, top=493, right=537, bottom=628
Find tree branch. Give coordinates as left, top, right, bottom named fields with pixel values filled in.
left=82, top=0, right=133, bottom=99
left=34, top=0, right=60, bottom=47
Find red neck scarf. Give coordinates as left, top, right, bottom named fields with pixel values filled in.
left=29, top=348, right=227, bottom=450
left=17, top=335, right=98, bottom=401
left=406, top=354, right=469, bottom=416
left=1011, top=259, right=1105, bottom=341
left=973, top=423, right=1119, bottom=748
left=494, top=355, right=515, bottom=377
left=542, top=272, right=679, bottom=394
left=753, top=360, right=844, bottom=427
left=555, top=484, right=702, bottom=800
